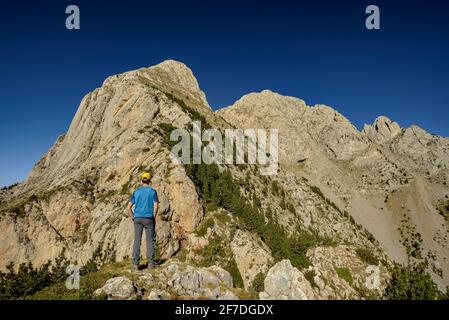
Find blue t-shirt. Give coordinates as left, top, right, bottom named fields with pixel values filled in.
left=130, top=186, right=159, bottom=218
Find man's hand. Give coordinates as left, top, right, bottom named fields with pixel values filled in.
left=127, top=202, right=134, bottom=221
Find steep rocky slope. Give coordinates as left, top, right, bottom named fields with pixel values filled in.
left=218, top=90, right=449, bottom=289
left=1, top=60, right=448, bottom=299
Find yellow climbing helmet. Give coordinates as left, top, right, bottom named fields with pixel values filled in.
left=141, top=172, right=151, bottom=182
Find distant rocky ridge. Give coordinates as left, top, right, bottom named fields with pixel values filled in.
left=0, top=60, right=448, bottom=299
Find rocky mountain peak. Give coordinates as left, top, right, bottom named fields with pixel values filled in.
left=102, top=59, right=211, bottom=111
left=363, top=115, right=401, bottom=143
left=221, top=89, right=306, bottom=112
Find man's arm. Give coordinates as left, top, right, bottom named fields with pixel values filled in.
left=127, top=202, right=134, bottom=220
left=153, top=201, right=158, bottom=220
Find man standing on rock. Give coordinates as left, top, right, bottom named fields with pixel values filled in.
left=127, top=172, right=159, bottom=269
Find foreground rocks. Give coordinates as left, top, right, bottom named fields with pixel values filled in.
left=94, top=262, right=239, bottom=300
left=94, top=276, right=136, bottom=300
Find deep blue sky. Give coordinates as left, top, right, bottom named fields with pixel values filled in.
left=1, top=0, right=449, bottom=187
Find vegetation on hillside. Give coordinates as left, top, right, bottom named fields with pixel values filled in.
left=185, top=163, right=332, bottom=270
left=355, top=248, right=379, bottom=266
left=0, top=241, right=117, bottom=300
left=384, top=263, right=439, bottom=300
left=0, top=251, right=70, bottom=299
left=0, top=182, right=19, bottom=191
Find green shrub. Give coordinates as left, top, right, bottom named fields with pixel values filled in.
left=0, top=182, right=19, bottom=191
left=27, top=271, right=111, bottom=300
left=0, top=250, right=70, bottom=299
left=384, top=263, right=439, bottom=300
left=10, top=203, right=26, bottom=218
left=158, top=122, right=179, bottom=148
left=356, top=248, right=379, bottom=265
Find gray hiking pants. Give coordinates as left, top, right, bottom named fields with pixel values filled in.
left=132, top=217, right=155, bottom=266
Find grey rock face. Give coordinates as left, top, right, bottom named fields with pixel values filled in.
left=94, top=262, right=239, bottom=300
left=363, top=116, right=401, bottom=144
left=168, top=264, right=237, bottom=299
left=148, top=289, right=170, bottom=300
left=94, top=276, right=136, bottom=300
left=259, top=260, right=316, bottom=300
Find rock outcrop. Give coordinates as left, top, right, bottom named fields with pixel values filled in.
left=94, top=276, right=136, bottom=300
left=219, top=89, right=449, bottom=290
left=259, top=260, right=316, bottom=300
left=363, top=116, right=401, bottom=144
left=94, top=262, right=239, bottom=300
left=230, top=229, right=273, bottom=290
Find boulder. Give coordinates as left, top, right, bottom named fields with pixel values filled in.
left=94, top=276, right=136, bottom=300
left=259, top=260, right=316, bottom=300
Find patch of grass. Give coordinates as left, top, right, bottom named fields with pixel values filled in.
left=154, top=243, right=166, bottom=265
left=195, top=218, right=215, bottom=237
left=252, top=272, right=265, bottom=293
left=335, top=267, right=353, bottom=286
left=195, top=236, right=225, bottom=268
left=224, top=258, right=244, bottom=289
left=215, top=211, right=232, bottom=224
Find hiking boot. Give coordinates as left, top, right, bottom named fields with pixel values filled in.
left=147, top=262, right=157, bottom=269
left=132, top=264, right=140, bottom=270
